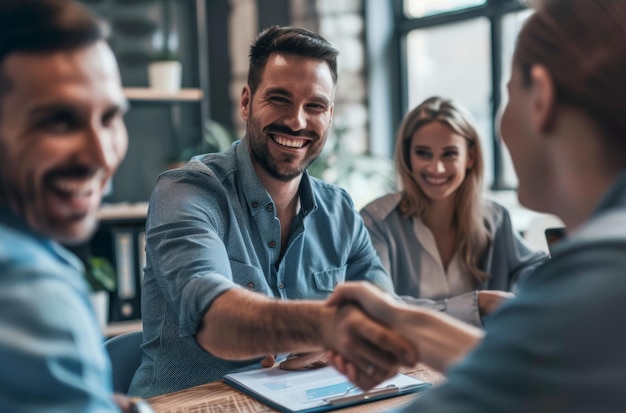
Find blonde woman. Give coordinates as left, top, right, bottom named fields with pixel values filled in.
left=360, top=96, right=546, bottom=326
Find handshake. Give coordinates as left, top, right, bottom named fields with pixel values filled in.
left=266, top=282, right=489, bottom=391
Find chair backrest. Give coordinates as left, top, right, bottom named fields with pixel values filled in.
left=104, top=330, right=143, bottom=394
left=523, top=214, right=565, bottom=254
left=544, top=226, right=566, bottom=255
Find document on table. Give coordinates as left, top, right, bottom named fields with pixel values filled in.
left=223, top=366, right=431, bottom=413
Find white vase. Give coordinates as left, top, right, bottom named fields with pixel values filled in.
left=89, top=291, right=109, bottom=333
left=148, top=60, right=182, bottom=93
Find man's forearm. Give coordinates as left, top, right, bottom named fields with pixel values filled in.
left=396, top=306, right=484, bottom=372
left=196, top=288, right=332, bottom=359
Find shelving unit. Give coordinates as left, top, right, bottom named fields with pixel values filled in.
left=99, top=202, right=149, bottom=220
left=81, top=0, right=212, bottom=204
left=78, top=0, right=214, bottom=332
left=105, top=320, right=142, bottom=338
left=123, top=87, right=203, bottom=102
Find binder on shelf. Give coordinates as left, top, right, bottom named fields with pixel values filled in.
left=113, top=230, right=136, bottom=314
left=91, top=217, right=146, bottom=322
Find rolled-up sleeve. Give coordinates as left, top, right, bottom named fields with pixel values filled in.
left=145, top=169, right=240, bottom=337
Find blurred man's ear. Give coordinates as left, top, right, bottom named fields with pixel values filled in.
left=240, top=85, right=251, bottom=121
left=529, top=64, right=556, bottom=135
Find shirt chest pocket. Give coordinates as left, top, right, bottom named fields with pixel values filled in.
left=313, top=266, right=347, bottom=293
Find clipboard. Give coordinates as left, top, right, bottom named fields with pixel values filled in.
left=223, top=366, right=431, bottom=413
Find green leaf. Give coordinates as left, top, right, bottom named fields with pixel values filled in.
left=84, top=257, right=117, bottom=292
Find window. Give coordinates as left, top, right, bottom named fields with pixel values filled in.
left=406, top=18, right=492, bottom=185
left=500, top=9, right=534, bottom=187
left=392, top=0, right=529, bottom=190
left=405, top=0, right=487, bottom=18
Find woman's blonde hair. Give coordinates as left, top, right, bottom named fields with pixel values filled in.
left=394, top=96, right=492, bottom=282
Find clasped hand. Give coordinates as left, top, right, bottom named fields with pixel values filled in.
left=259, top=284, right=419, bottom=391
left=322, top=285, right=418, bottom=390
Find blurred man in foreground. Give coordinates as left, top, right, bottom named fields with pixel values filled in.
left=0, top=0, right=141, bottom=411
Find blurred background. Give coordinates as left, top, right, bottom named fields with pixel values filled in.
left=75, top=0, right=559, bottom=333
left=80, top=0, right=533, bottom=210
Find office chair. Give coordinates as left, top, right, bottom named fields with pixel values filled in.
left=523, top=214, right=565, bottom=254
left=104, top=330, right=143, bottom=394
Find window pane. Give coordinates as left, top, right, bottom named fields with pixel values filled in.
left=500, top=9, right=534, bottom=188
left=404, top=0, right=486, bottom=18
left=406, top=18, right=492, bottom=187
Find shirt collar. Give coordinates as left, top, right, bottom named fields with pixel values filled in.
left=235, top=136, right=317, bottom=218
left=0, top=205, right=46, bottom=243
left=0, top=205, right=84, bottom=273
left=591, top=169, right=626, bottom=217
left=298, top=172, right=317, bottom=217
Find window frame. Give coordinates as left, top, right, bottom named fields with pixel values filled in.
left=392, top=0, right=528, bottom=190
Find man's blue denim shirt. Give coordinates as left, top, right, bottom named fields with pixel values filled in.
left=130, top=137, right=394, bottom=398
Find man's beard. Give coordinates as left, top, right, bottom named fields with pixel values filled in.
left=246, top=116, right=325, bottom=182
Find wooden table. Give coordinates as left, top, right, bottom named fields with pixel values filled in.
left=147, top=365, right=444, bottom=413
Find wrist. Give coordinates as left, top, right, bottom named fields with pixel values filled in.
left=318, top=303, right=338, bottom=350
left=129, top=398, right=154, bottom=413
left=396, top=305, right=431, bottom=330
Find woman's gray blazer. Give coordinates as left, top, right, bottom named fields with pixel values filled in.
left=360, top=193, right=548, bottom=326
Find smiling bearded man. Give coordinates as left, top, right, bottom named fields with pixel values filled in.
left=130, top=26, right=417, bottom=399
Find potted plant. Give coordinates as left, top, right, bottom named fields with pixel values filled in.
left=84, top=257, right=117, bottom=332
left=308, top=123, right=396, bottom=210
left=63, top=242, right=118, bottom=331
left=148, top=0, right=182, bottom=93
left=168, top=119, right=238, bottom=169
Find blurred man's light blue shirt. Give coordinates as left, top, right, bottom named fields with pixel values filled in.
left=0, top=207, right=119, bottom=413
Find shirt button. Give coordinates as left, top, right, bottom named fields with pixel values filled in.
left=278, top=282, right=285, bottom=289
left=247, top=282, right=255, bottom=290
left=252, top=201, right=259, bottom=208
left=266, top=205, right=273, bottom=212
left=268, top=241, right=276, bottom=248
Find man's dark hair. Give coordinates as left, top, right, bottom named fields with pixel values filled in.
left=0, top=0, right=107, bottom=61
left=247, top=26, right=339, bottom=95
left=0, top=0, right=108, bottom=100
